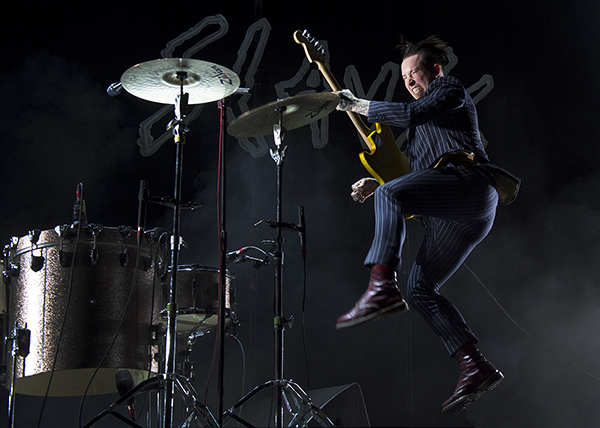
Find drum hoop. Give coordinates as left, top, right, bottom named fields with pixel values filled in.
left=14, top=238, right=146, bottom=258
left=170, top=264, right=235, bottom=278
left=14, top=241, right=62, bottom=257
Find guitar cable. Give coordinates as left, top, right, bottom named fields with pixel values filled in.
left=36, top=188, right=84, bottom=428
left=463, top=262, right=600, bottom=384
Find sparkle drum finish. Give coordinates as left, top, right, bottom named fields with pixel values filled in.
left=4, top=225, right=164, bottom=396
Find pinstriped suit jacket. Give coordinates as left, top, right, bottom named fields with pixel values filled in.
left=367, top=76, right=520, bottom=203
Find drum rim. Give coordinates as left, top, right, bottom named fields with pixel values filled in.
left=10, top=225, right=149, bottom=257
left=169, top=264, right=235, bottom=277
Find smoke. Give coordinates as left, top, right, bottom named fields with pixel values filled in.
left=441, top=169, right=600, bottom=428
left=5, top=3, right=600, bottom=426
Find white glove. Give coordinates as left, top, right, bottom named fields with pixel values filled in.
left=336, top=89, right=360, bottom=111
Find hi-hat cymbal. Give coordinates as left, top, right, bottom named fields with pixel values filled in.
left=227, top=92, right=340, bottom=138
left=121, top=58, right=240, bottom=105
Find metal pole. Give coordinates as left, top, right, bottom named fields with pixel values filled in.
left=272, top=112, right=286, bottom=428
left=217, top=98, right=228, bottom=426
left=162, top=81, right=188, bottom=428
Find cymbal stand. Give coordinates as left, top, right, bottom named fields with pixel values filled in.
left=83, top=73, right=218, bottom=428
left=223, top=109, right=333, bottom=428
left=161, top=72, right=188, bottom=428
left=162, top=72, right=224, bottom=428
left=216, top=95, right=234, bottom=427
left=272, top=111, right=287, bottom=428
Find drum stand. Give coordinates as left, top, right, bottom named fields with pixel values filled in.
left=84, top=75, right=218, bottom=428
left=223, top=111, right=333, bottom=428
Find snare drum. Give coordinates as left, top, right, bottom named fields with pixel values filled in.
left=4, top=225, right=164, bottom=396
left=158, top=264, right=236, bottom=334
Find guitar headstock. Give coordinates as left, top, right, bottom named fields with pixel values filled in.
left=293, top=30, right=327, bottom=66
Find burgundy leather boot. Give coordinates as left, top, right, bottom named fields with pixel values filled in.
left=441, top=341, right=504, bottom=413
left=335, top=264, right=408, bottom=330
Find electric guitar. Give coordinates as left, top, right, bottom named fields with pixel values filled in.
left=294, top=30, right=410, bottom=184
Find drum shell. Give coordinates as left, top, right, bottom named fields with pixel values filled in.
left=6, top=226, right=162, bottom=396
left=159, top=264, right=235, bottom=333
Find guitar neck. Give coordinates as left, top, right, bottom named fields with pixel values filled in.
left=294, top=30, right=409, bottom=184
left=314, top=62, right=373, bottom=139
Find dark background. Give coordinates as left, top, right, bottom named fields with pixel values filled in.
left=2, top=1, right=600, bottom=427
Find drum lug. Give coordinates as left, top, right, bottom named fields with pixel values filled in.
left=118, top=226, right=133, bottom=268
left=56, top=224, right=78, bottom=241
left=120, top=249, right=129, bottom=267
left=88, top=223, right=104, bottom=267
left=142, top=256, right=153, bottom=271
left=28, top=230, right=41, bottom=246
left=3, top=241, right=19, bottom=283
left=10, top=324, right=30, bottom=358
left=27, top=230, right=45, bottom=272
left=90, top=248, right=99, bottom=267
left=118, top=225, right=132, bottom=240
left=2, top=270, right=12, bottom=285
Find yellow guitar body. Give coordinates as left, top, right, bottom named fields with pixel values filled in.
left=360, top=123, right=410, bottom=184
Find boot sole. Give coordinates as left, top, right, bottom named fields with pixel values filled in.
left=441, top=370, right=504, bottom=414
left=335, top=300, right=409, bottom=330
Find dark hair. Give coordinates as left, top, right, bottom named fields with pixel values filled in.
left=397, top=35, right=449, bottom=69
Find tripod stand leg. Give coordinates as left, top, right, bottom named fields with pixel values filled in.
left=223, top=380, right=335, bottom=428
left=173, top=375, right=220, bottom=428
left=283, top=381, right=335, bottom=428
left=82, top=374, right=219, bottom=428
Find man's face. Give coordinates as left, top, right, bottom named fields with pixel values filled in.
left=401, top=54, right=439, bottom=100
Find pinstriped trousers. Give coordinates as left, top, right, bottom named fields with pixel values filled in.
left=364, top=164, right=499, bottom=356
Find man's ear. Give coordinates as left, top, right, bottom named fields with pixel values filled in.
left=434, top=63, right=443, bottom=78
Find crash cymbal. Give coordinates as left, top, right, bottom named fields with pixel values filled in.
left=227, top=92, right=340, bottom=138
left=121, top=58, right=240, bottom=105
